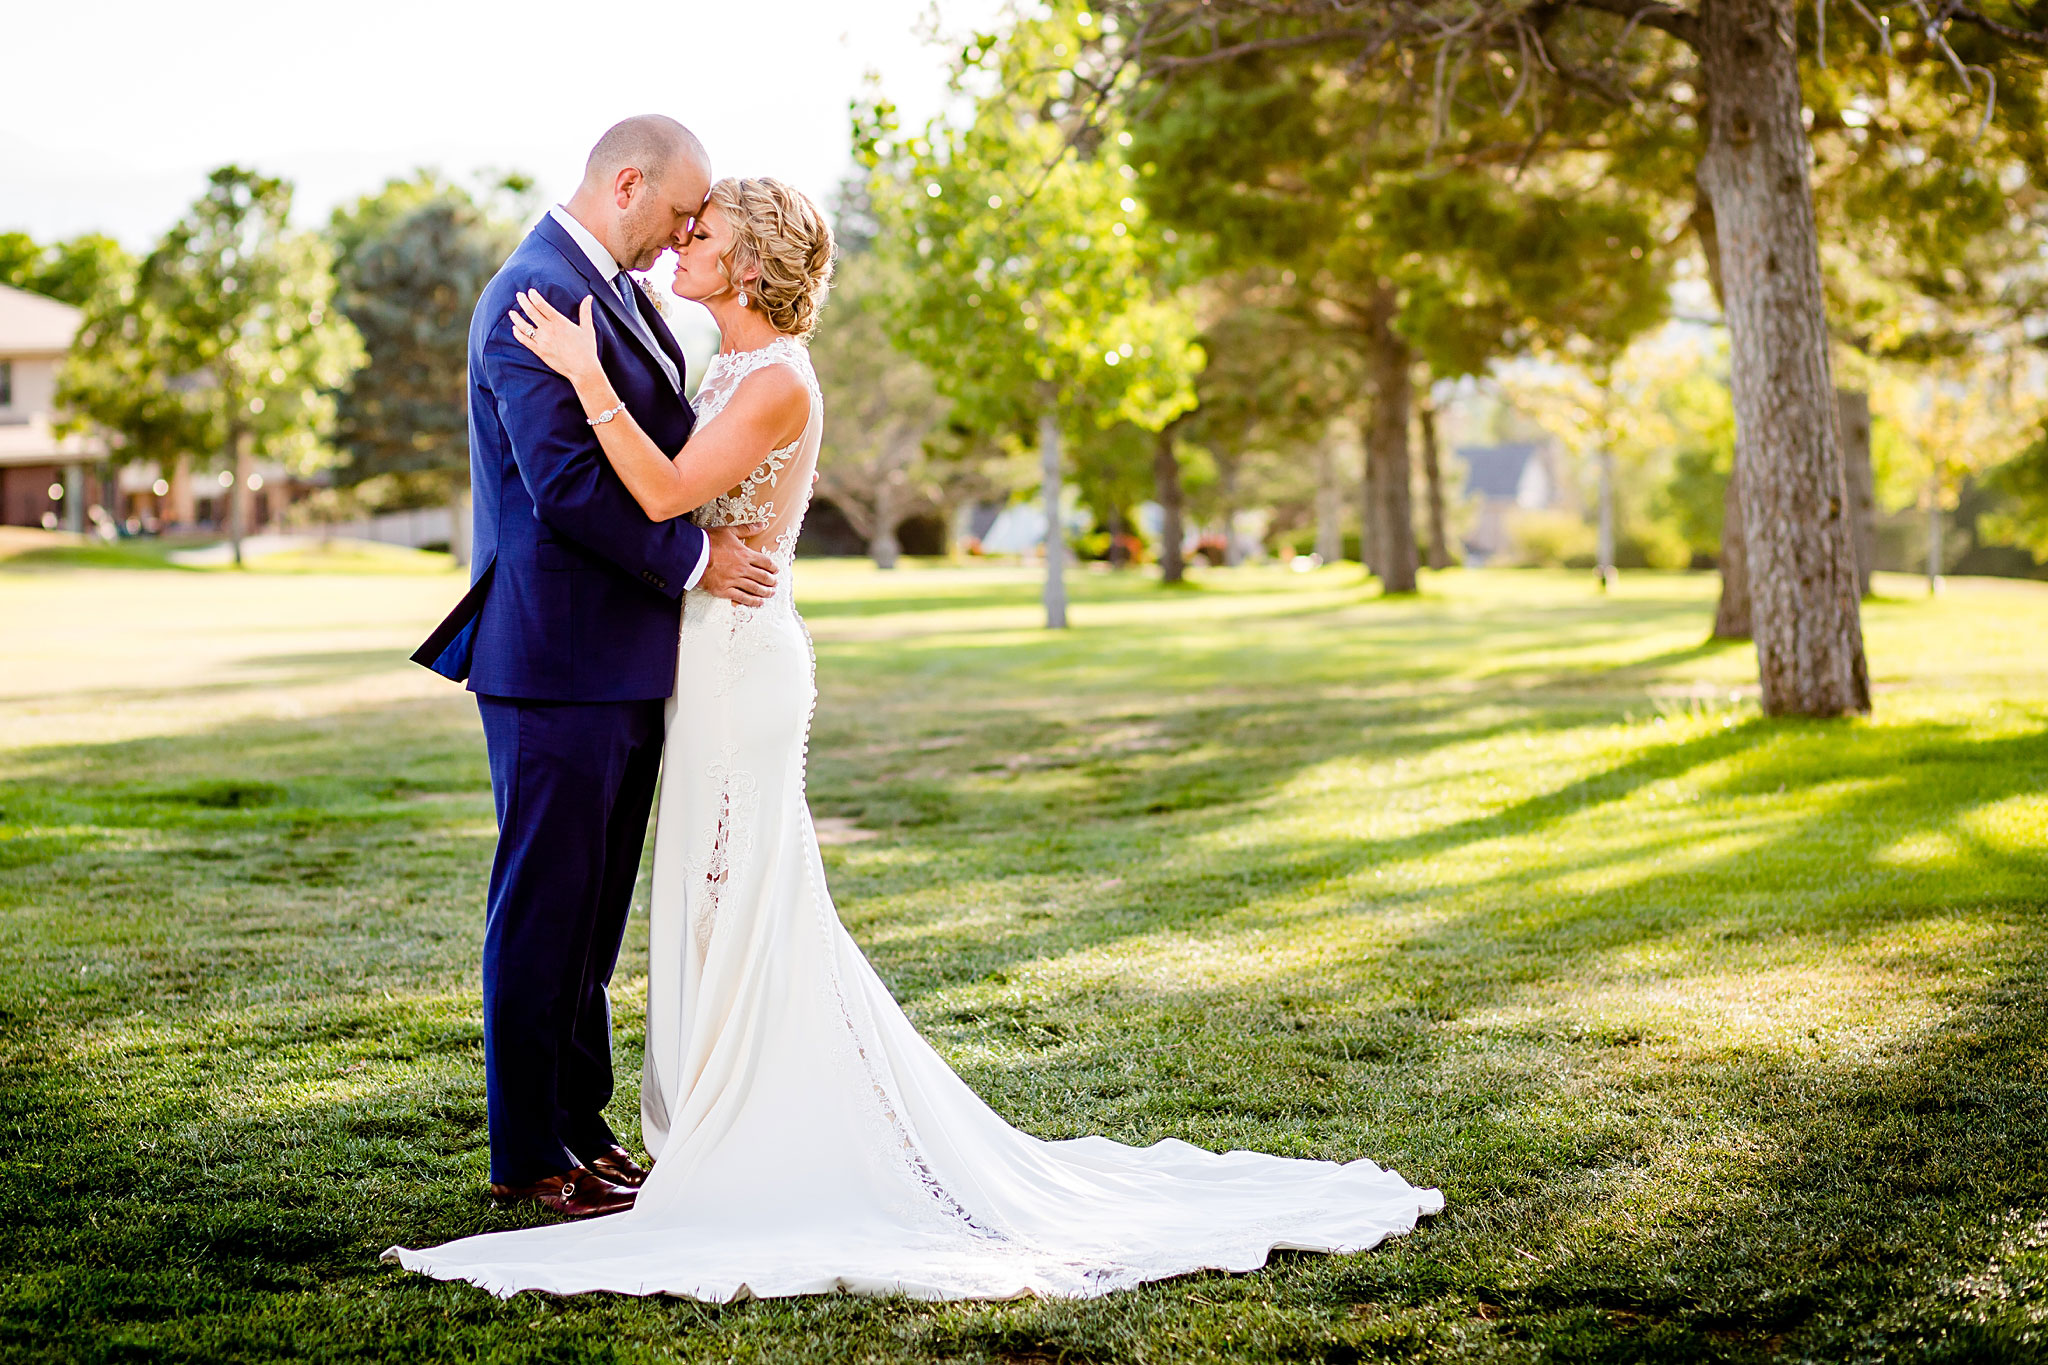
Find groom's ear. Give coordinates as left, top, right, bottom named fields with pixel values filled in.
left=613, top=166, right=645, bottom=210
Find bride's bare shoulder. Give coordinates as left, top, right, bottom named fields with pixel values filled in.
left=720, top=360, right=811, bottom=434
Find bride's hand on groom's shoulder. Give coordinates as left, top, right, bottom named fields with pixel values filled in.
left=510, top=290, right=603, bottom=387
left=701, top=526, right=777, bottom=608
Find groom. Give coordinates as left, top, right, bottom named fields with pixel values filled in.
left=413, top=116, right=776, bottom=1219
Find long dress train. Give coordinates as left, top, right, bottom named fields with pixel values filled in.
left=386, top=336, right=1442, bottom=1300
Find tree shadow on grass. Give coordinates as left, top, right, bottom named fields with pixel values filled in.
left=815, top=582, right=1720, bottom=700
left=1, top=575, right=2042, bottom=1361
left=2, top=714, right=2041, bottom=1363
left=854, top=714, right=2048, bottom=1109
left=813, top=592, right=1751, bottom=841
left=832, top=713, right=1788, bottom=990
left=898, top=723, right=2048, bottom=1360
left=1279, top=941, right=2048, bottom=1364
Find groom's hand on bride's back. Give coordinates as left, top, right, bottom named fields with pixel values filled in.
left=701, top=526, right=777, bottom=607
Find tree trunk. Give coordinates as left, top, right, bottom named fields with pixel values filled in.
left=1595, top=448, right=1618, bottom=591
left=871, top=475, right=903, bottom=570
left=228, top=427, right=251, bottom=568
left=1697, top=0, right=1868, bottom=715
left=1362, top=281, right=1418, bottom=594
left=1417, top=393, right=1449, bottom=571
left=1359, top=425, right=1380, bottom=575
left=1039, top=406, right=1066, bottom=629
left=1836, top=388, right=1875, bottom=597
left=1219, top=450, right=1244, bottom=567
left=1926, top=473, right=1944, bottom=595
left=165, top=453, right=195, bottom=527
left=1154, top=420, right=1186, bottom=583
left=1712, top=463, right=1752, bottom=638
left=1314, top=435, right=1344, bottom=564
left=1695, top=178, right=1751, bottom=635
left=61, top=462, right=85, bottom=533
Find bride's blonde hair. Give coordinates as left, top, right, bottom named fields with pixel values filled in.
left=707, top=177, right=834, bottom=340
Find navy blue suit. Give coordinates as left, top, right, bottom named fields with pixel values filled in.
left=413, top=214, right=705, bottom=1184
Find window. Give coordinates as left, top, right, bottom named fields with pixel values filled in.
left=0, top=360, right=12, bottom=408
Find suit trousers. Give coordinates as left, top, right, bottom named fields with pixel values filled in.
left=476, top=694, right=666, bottom=1185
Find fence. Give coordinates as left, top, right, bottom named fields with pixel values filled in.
left=313, top=504, right=471, bottom=564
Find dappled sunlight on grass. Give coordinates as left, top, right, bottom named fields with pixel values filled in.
left=3, top=559, right=2046, bottom=1361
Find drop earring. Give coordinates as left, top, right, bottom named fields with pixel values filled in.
left=737, top=289, right=750, bottom=309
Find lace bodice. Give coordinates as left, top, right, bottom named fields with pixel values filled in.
left=688, top=335, right=823, bottom=567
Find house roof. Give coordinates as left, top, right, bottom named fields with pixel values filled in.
left=0, top=283, right=84, bottom=354
left=1458, top=442, right=1544, bottom=499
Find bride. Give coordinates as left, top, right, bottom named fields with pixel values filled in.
left=386, top=176, right=1442, bottom=1301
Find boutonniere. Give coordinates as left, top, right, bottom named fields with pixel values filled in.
left=637, top=276, right=673, bottom=321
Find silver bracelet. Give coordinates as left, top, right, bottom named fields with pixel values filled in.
left=587, top=401, right=627, bottom=426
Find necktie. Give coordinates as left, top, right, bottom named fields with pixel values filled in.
left=611, top=270, right=680, bottom=392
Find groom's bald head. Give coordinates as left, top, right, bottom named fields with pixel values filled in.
left=568, top=115, right=713, bottom=271
left=582, top=115, right=708, bottom=193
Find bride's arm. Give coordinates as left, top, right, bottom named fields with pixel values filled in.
left=509, top=290, right=807, bottom=522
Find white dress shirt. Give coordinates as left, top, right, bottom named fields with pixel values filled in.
left=546, top=206, right=681, bottom=391
left=545, top=206, right=707, bottom=592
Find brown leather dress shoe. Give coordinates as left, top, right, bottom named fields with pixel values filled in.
left=581, top=1144, right=651, bottom=1189
left=488, top=1166, right=636, bottom=1219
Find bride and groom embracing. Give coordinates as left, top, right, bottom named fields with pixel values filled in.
left=388, top=115, right=1441, bottom=1302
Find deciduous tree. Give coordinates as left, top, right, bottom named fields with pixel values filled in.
left=859, top=5, right=1201, bottom=625
left=1106, top=0, right=2048, bottom=713
left=1123, top=40, right=1666, bottom=593
left=55, top=248, right=201, bottom=519
left=329, top=173, right=519, bottom=520
left=810, top=251, right=953, bottom=567
left=0, top=232, right=132, bottom=309
left=67, top=167, right=362, bottom=563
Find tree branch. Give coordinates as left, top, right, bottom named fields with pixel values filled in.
left=1557, top=0, right=1700, bottom=47
left=1144, top=26, right=1390, bottom=74
left=1937, top=0, right=2048, bottom=46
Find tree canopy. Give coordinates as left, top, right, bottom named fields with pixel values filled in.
left=859, top=2, right=1204, bottom=621
left=329, top=173, right=520, bottom=510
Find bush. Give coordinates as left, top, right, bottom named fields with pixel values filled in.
left=1616, top=520, right=1694, bottom=571
left=1507, top=509, right=1597, bottom=567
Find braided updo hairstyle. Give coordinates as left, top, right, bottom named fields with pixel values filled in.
left=707, top=177, right=835, bottom=340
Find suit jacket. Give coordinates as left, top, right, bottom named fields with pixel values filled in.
left=413, top=215, right=707, bottom=701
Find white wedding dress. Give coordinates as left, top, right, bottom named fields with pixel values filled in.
left=387, top=336, right=1442, bottom=1301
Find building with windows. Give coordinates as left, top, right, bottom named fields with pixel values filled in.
left=1457, top=439, right=1573, bottom=564
left=0, top=283, right=109, bottom=529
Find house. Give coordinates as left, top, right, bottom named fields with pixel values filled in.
left=1457, top=440, right=1570, bottom=564
left=0, top=283, right=107, bottom=529
left=0, top=282, right=328, bottom=537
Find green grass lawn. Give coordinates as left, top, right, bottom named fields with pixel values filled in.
left=1, top=558, right=2044, bottom=1364
left=0, top=531, right=455, bottom=575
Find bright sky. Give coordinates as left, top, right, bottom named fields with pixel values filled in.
left=0, top=0, right=1004, bottom=248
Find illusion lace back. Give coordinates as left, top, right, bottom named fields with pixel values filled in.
left=385, top=336, right=1441, bottom=1301
left=685, top=334, right=821, bottom=573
